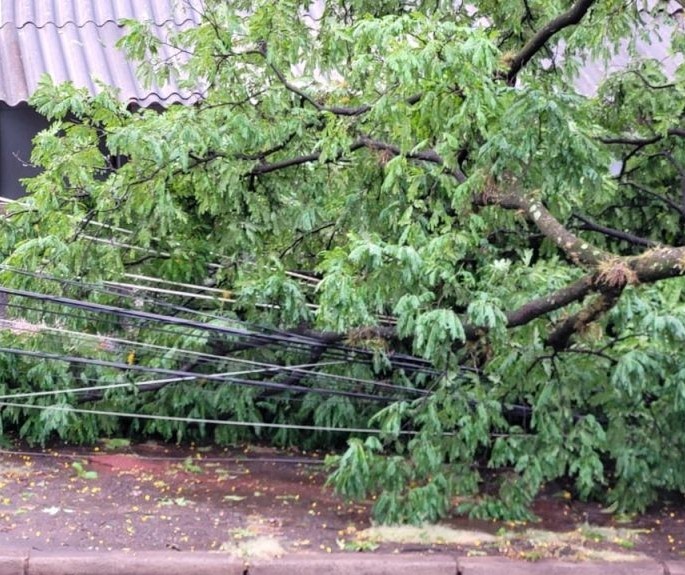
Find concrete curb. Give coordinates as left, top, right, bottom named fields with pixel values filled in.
left=458, top=556, right=670, bottom=574
left=25, top=550, right=245, bottom=575
left=248, top=553, right=457, bottom=575
left=0, top=550, right=458, bottom=575
left=0, top=549, right=682, bottom=575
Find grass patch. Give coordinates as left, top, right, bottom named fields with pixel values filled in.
left=358, top=524, right=497, bottom=546
left=220, top=536, right=285, bottom=559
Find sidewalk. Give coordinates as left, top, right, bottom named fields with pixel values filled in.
left=0, top=445, right=682, bottom=572
left=0, top=549, right=680, bottom=575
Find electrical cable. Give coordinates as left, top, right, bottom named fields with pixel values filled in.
left=0, top=400, right=418, bottom=435
left=0, top=280, right=439, bottom=374
left=0, top=359, right=345, bottom=401
left=0, top=283, right=305, bottom=347
left=1, top=318, right=240, bottom=366
left=0, top=272, right=406, bottom=372
left=0, top=369, right=386, bottom=411
left=0, top=264, right=439, bottom=373
left=0, top=310, right=427, bottom=397
left=0, top=447, right=326, bottom=465
left=4, top=300, right=275, bottom=356
left=0, top=345, right=408, bottom=403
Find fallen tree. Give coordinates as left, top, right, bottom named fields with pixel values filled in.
left=3, top=0, right=685, bottom=521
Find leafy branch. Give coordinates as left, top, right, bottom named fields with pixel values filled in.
left=506, top=0, right=597, bottom=83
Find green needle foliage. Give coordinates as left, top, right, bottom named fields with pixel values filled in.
left=3, top=0, right=685, bottom=522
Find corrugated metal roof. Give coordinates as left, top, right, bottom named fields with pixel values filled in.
left=1, top=1, right=682, bottom=108
left=1, top=0, right=198, bottom=29
left=0, top=0, right=203, bottom=107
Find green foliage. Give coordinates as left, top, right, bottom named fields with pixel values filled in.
left=71, top=460, right=98, bottom=480
left=3, top=0, right=685, bottom=524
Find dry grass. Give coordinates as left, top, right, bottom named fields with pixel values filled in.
left=357, top=524, right=497, bottom=546
left=354, top=523, right=649, bottom=562
left=219, top=536, right=285, bottom=559
left=497, top=525, right=649, bottom=562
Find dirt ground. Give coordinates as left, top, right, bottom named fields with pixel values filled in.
left=0, top=440, right=682, bottom=562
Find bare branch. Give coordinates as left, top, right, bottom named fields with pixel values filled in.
left=249, top=141, right=365, bottom=175
left=660, top=150, right=685, bottom=214
left=279, top=222, right=336, bottom=258
left=599, top=127, right=685, bottom=147
left=600, top=134, right=661, bottom=146
left=358, top=136, right=467, bottom=183
left=626, top=180, right=685, bottom=218
left=268, top=61, right=421, bottom=117
left=558, top=347, right=617, bottom=364
left=507, top=0, right=597, bottom=83
left=628, top=69, right=676, bottom=91
left=249, top=135, right=468, bottom=181
left=572, top=212, right=658, bottom=248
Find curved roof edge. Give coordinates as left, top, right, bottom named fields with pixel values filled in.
left=0, top=1, right=204, bottom=109
left=1, top=0, right=203, bottom=29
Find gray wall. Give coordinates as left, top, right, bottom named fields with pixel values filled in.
left=0, top=104, right=48, bottom=199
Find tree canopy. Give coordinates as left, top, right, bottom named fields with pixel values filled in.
left=3, top=0, right=685, bottom=522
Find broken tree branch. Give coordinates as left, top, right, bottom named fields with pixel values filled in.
left=545, top=288, right=622, bottom=350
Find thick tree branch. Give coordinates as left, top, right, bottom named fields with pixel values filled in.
left=600, top=134, right=661, bottom=147
left=473, top=184, right=685, bottom=335
left=628, top=246, right=685, bottom=282
left=242, top=126, right=685, bottom=337
left=358, top=275, right=595, bottom=345
left=475, top=184, right=610, bottom=266
left=505, top=274, right=595, bottom=328
left=477, top=178, right=685, bottom=284
left=506, top=0, right=597, bottom=83
left=545, top=288, right=622, bottom=350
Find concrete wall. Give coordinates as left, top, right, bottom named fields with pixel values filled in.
left=0, top=103, right=48, bottom=199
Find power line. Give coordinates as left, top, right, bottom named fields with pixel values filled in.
left=0, top=264, right=438, bottom=373
left=0, top=310, right=427, bottom=397
left=0, top=360, right=341, bottom=401
left=0, top=346, right=409, bottom=403
left=0, top=282, right=301, bottom=347
left=3, top=300, right=274, bottom=356
left=0, top=399, right=524, bottom=440
left=0, top=318, right=237, bottom=366
left=0, top=371, right=380, bottom=411
left=0, top=279, right=439, bottom=374
left=0, top=401, right=417, bottom=435
left=0, top=315, right=318, bottom=371
left=1, top=268, right=363, bottom=359
left=0, top=447, right=326, bottom=465
left=3, top=264, right=318, bottom=348
left=110, top=276, right=394, bottom=325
